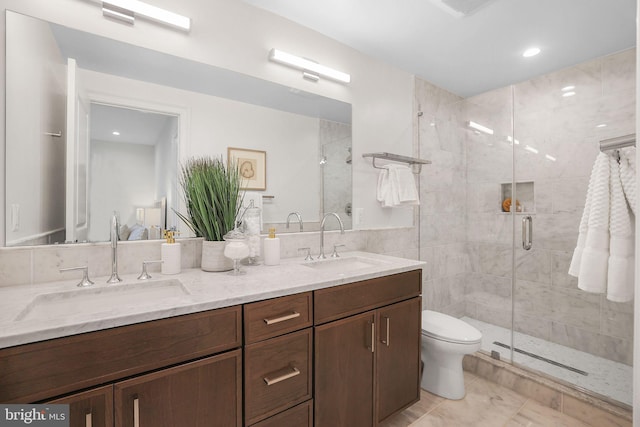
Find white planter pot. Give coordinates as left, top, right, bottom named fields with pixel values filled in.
left=201, top=240, right=233, bottom=272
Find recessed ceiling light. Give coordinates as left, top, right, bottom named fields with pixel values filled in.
left=112, top=131, right=120, bottom=136
left=561, top=85, right=575, bottom=92
left=525, top=145, right=539, bottom=154
left=596, top=123, right=607, bottom=128
left=522, top=47, right=541, bottom=58
left=562, top=91, right=576, bottom=97
left=545, top=154, right=557, bottom=162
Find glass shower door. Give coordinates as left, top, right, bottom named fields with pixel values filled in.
left=511, top=52, right=635, bottom=407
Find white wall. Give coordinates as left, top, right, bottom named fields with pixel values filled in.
left=0, top=0, right=415, bottom=245
left=79, top=68, right=322, bottom=229
left=88, top=140, right=156, bottom=241
left=634, top=1, right=639, bottom=424
left=5, top=11, right=65, bottom=245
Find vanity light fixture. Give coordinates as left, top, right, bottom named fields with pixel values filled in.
left=467, top=120, right=494, bottom=135
left=268, top=49, right=351, bottom=84
left=101, top=0, right=191, bottom=31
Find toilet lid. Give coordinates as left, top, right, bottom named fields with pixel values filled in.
left=421, top=310, right=482, bottom=344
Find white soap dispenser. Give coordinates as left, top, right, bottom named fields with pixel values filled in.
left=161, top=230, right=181, bottom=275
left=263, top=228, right=280, bottom=266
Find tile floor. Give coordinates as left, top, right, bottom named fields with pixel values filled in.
left=380, top=372, right=594, bottom=427
left=462, top=317, right=632, bottom=406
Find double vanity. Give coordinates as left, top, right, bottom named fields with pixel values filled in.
left=0, top=251, right=424, bottom=427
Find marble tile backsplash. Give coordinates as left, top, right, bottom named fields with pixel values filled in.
left=0, top=227, right=419, bottom=288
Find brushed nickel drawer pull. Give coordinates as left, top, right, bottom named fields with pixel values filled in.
left=263, top=366, right=301, bottom=385
left=85, top=412, right=92, bottom=427
left=382, top=316, right=390, bottom=346
left=371, top=322, right=375, bottom=353
left=264, top=311, right=300, bottom=325
left=133, top=398, right=140, bottom=427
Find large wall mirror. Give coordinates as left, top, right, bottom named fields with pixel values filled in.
left=4, top=10, right=352, bottom=247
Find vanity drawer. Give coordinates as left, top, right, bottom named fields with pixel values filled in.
left=0, top=305, right=242, bottom=403
left=244, top=292, right=312, bottom=344
left=314, top=269, right=422, bottom=324
left=250, top=400, right=313, bottom=427
left=244, top=328, right=313, bottom=425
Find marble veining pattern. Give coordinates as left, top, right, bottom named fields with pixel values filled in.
left=0, top=251, right=424, bottom=348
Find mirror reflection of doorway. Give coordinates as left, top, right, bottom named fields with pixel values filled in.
left=88, top=103, right=178, bottom=242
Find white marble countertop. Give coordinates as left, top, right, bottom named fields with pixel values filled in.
left=0, top=251, right=425, bottom=349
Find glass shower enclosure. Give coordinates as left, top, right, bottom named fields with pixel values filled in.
left=460, top=48, right=635, bottom=408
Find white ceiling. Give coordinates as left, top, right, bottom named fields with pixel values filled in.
left=90, top=103, right=175, bottom=145
left=243, top=0, right=637, bottom=98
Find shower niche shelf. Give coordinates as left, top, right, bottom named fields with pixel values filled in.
left=500, top=181, right=534, bottom=214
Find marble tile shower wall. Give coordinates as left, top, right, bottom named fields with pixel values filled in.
left=320, top=119, right=353, bottom=230
left=415, top=78, right=466, bottom=316
left=0, top=228, right=419, bottom=287
left=465, top=49, right=636, bottom=365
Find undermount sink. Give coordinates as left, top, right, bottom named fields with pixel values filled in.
left=303, top=256, right=387, bottom=274
left=15, top=279, right=189, bottom=322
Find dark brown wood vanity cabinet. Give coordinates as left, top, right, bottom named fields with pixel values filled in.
left=0, top=305, right=243, bottom=427
left=243, top=292, right=313, bottom=427
left=314, top=270, right=422, bottom=427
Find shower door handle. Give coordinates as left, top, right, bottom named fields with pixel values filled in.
left=522, top=216, right=533, bottom=250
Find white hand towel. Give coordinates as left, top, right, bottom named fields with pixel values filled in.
left=619, top=147, right=636, bottom=215
left=377, top=167, right=393, bottom=207
left=607, top=153, right=635, bottom=302
left=376, top=164, right=419, bottom=207
left=576, top=153, right=611, bottom=294
left=389, top=164, right=420, bottom=205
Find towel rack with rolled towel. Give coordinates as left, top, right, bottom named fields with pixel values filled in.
left=362, top=152, right=432, bottom=174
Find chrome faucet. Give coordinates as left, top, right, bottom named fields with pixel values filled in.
left=107, top=212, right=122, bottom=283
left=285, top=212, right=304, bottom=232
left=319, top=212, right=345, bottom=259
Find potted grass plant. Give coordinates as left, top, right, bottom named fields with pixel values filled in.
left=176, top=156, right=243, bottom=271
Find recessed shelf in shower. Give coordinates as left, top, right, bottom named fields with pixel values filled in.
left=500, top=181, right=535, bottom=214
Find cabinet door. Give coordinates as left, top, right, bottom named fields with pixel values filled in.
left=314, top=311, right=375, bottom=427
left=375, top=298, right=421, bottom=423
left=48, top=385, right=113, bottom=427
left=114, top=350, right=242, bottom=427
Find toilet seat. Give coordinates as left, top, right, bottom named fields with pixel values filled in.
left=421, top=310, right=481, bottom=345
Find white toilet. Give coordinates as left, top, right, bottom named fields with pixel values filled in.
left=420, top=310, right=482, bottom=400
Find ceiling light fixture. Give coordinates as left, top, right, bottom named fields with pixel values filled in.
left=467, top=121, right=494, bottom=135
left=562, top=91, right=576, bottom=97
left=112, top=131, right=120, bottom=136
left=101, top=0, right=191, bottom=31
left=596, top=123, right=607, bottom=128
left=525, top=145, right=539, bottom=154
left=561, top=85, right=575, bottom=92
left=268, top=49, right=351, bottom=84
left=545, top=154, right=557, bottom=162
left=522, top=47, right=541, bottom=58
left=507, top=136, right=520, bottom=145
